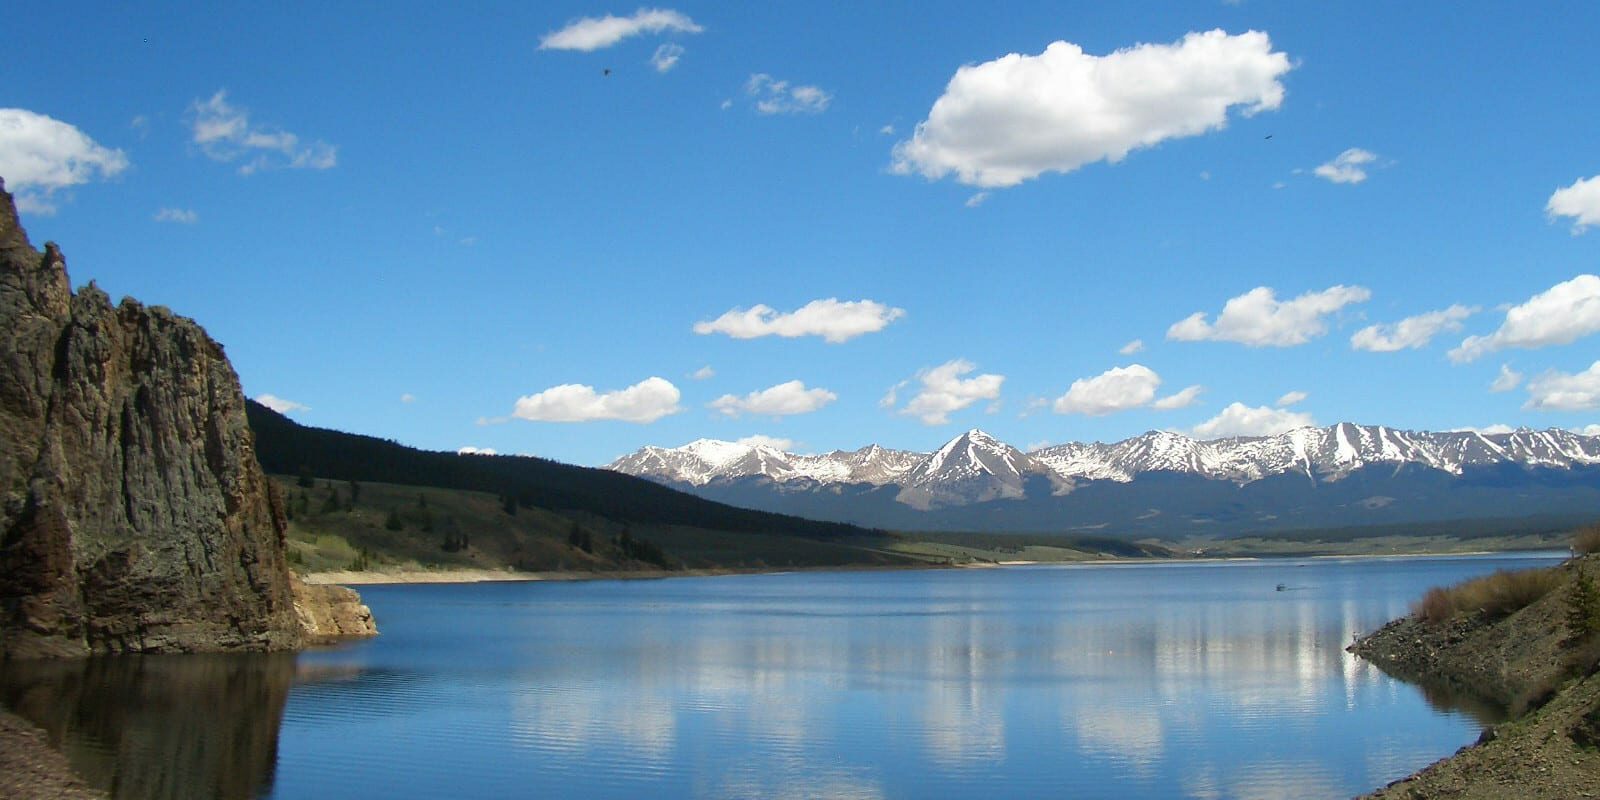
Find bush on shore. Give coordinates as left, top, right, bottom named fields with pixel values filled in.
left=1572, top=523, right=1600, bottom=556
left=1415, top=567, right=1564, bottom=624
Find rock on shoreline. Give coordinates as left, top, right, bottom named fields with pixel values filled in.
left=1351, top=555, right=1600, bottom=798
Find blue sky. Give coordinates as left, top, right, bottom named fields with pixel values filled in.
left=5, top=2, right=1600, bottom=466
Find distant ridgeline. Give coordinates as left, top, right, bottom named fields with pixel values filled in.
left=245, top=401, right=876, bottom=540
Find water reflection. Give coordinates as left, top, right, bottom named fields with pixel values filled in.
left=0, top=653, right=296, bottom=800
left=0, top=553, right=1566, bottom=799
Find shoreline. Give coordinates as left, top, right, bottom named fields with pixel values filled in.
left=301, top=547, right=1569, bottom=586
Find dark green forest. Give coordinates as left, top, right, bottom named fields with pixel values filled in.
left=246, top=400, right=877, bottom=540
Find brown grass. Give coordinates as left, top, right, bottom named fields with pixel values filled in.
left=1415, top=567, right=1565, bottom=624
left=1572, top=523, right=1600, bottom=556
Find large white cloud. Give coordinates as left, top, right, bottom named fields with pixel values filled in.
left=539, top=8, right=702, bottom=51
left=891, top=30, right=1290, bottom=188
left=694, top=298, right=904, bottom=343
left=1524, top=361, right=1600, bottom=412
left=1449, top=275, right=1600, bottom=363
left=190, top=91, right=336, bottom=175
left=1192, top=402, right=1315, bottom=438
left=1312, top=148, right=1378, bottom=184
left=254, top=393, right=309, bottom=414
left=512, top=376, right=681, bottom=423
left=1548, top=174, right=1600, bottom=233
left=709, top=380, right=836, bottom=417
left=1052, top=364, right=1201, bottom=415
left=1168, top=285, right=1370, bottom=347
left=1350, top=304, right=1476, bottom=352
left=894, top=359, right=1004, bottom=425
left=0, top=108, right=128, bottom=214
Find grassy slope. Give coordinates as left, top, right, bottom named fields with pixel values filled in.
left=278, top=476, right=927, bottom=575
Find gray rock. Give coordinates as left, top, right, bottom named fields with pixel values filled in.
left=0, top=178, right=306, bottom=658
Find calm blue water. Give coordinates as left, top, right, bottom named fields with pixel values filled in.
left=0, top=552, right=1566, bottom=799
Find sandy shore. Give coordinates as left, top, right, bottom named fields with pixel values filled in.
left=299, top=562, right=937, bottom=586
left=0, top=710, right=104, bottom=800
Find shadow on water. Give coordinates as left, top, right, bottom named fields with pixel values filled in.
left=0, top=653, right=296, bottom=800
left=1361, top=660, right=1511, bottom=728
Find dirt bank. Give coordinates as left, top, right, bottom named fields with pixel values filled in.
left=1351, top=555, right=1600, bottom=798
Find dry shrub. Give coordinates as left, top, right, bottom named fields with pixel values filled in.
left=1415, top=567, right=1564, bottom=624
left=1573, top=523, right=1600, bottom=556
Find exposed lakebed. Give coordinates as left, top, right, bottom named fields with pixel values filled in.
left=0, top=552, right=1567, bottom=799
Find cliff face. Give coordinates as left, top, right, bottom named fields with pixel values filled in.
left=0, top=180, right=304, bottom=658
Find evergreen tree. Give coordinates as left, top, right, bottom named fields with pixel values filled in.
left=296, top=464, right=316, bottom=488
left=319, top=487, right=342, bottom=514
left=384, top=508, right=403, bottom=531
left=502, top=493, right=517, bottom=516
left=348, top=479, right=361, bottom=504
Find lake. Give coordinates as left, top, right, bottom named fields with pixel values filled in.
left=0, top=552, right=1566, bottom=799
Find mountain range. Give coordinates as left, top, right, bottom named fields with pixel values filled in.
left=608, top=425, right=1600, bottom=534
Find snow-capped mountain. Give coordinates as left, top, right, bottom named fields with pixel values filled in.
left=608, top=439, right=921, bottom=488
left=610, top=424, right=1600, bottom=491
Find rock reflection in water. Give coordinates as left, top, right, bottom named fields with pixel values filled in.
left=0, top=653, right=295, bottom=800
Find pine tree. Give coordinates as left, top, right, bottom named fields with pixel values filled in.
left=1568, top=571, right=1600, bottom=643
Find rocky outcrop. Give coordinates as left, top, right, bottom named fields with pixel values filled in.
left=292, top=580, right=378, bottom=642
left=1352, top=555, right=1600, bottom=799
left=0, top=178, right=342, bottom=658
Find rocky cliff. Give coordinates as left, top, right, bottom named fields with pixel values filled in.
left=0, top=178, right=353, bottom=658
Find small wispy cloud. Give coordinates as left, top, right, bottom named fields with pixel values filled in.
left=539, top=8, right=702, bottom=51
left=153, top=207, right=198, bottom=224
left=746, top=73, right=832, bottom=115
left=189, top=90, right=336, bottom=175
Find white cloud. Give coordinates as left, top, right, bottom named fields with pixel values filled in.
left=400, top=393, right=416, bottom=404
left=153, top=207, right=197, bottom=224
left=1548, top=174, right=1600, bottom=233
left=879, top=124, right=895, bottom=136
left=189, top=91, right=336, bottom=174
left=694, top=298, right=904, bottom=343
left=746, top=74, right=832, bottom=115
left=1118, top=339, right=1145, bottom=355
left=1451, top=424, right=1515, bottom=435
left=1192, top=402, right=1315, bottom=438
left=1313, top=148, right=1377, bottom=184
left=1152, top=385, right=1205, bottom=410
left=511, top=376, right=681, bottom=423
left=894, top=359, right=1004, bottom=425
left=0, top=108, right=129, bottom=214
left=650, top=43, right=684, bottom=72
left=1053, top=364, right=1199, bottom=415
left=1168, top=285, right=1371, bottom=347
left=709, top=380, right=836, bottom=417
left=1275, top=390, right=1308, bottom=407
left=539, top=8, right=702, bottom=51
left=1489, top=364, right=1522, bottom=393
left=1449, top=275, right=1600, bottom=362
left=964, top=192, right=990, bottom=208
left=1350, top=304, right=1476, bottom=352
left=890, top=30, right=1290, bottom=188
left=1579, top=424, right=1600, bottom=436
left=735, top=434, right=795, bottom=451
left=1524, top=361, right=1600, bottom=411
left=690, top=365, right=715, bottom=380
left=1051, top=365, right=1152, bottom=415
left=255, top=393, right=309, bottom=414
left=457, top=446, right=498, bottom=456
